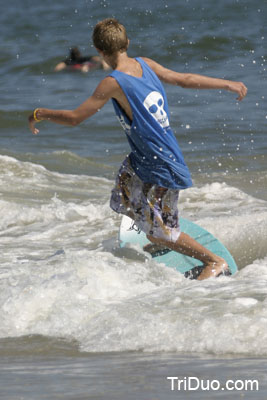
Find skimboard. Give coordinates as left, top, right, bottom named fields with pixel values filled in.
left=119, top=216, right=237, bottom=278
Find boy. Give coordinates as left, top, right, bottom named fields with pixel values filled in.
left=29, top=18, right=247, bottom=280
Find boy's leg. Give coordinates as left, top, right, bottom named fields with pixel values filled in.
left=146, top=232, right=228, bottom=280
left=111, top=162, right=227, bottom=280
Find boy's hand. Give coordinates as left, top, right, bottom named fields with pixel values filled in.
left=228, top=81, right=247, bottom=101
left=28, top=113, right=40, bottom=135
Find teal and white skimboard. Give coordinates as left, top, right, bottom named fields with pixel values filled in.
left=119, top=215, right=238, bottom=278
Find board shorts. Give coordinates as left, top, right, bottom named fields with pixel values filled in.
left=110, top=157, right=181, bottom=242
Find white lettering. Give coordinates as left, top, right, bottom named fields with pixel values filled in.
left=167, top=376, right=259, bottom=392
left=188, top=377, right=199, bottom=391
left=210, top=380, right=220, bottom=391
left=167, top=377, right=177, bottom=391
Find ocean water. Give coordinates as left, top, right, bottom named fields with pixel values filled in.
left=0, top=0, right=267, bottom=398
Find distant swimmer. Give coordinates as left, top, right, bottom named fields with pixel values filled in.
left=54, top=46, right=110, bottom=73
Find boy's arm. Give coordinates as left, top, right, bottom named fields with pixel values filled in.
left=29, top=77, right=116, bottom=134
left=143, top=57, right=247, bottom=101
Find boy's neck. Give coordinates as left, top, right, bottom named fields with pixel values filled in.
left=103, top=51, right=130, bottom=70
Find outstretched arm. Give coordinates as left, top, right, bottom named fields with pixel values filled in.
left=29, top=77, right=116, bottom=134
left=143, top=57, right=247, bottom=101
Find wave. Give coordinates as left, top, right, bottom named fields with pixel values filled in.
left=1, top=246, right=267, bottom=356
left=0, top=154, right=267, bottom=355
left=0, top=150, right=115, bottom=177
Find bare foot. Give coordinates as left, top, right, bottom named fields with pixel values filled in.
left=145, top=232, right=230, bottom=280
left=197, top=257, right=229, bottom=280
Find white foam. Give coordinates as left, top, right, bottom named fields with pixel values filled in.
left=1, top=157, right=267, bottom=356
left=180, top=183, right=267, bottom=267
left=1, top=250, right=267, bottom=355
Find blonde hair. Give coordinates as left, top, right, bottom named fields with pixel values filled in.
left=92, top=18, right=128, bottom=56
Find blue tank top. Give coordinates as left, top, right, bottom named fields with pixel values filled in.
left=109, top=57, right=192, bottom=189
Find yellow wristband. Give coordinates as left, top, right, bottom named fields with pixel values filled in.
left=33, top=108, right=41, bottom=122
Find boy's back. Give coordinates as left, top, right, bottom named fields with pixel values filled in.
left=109, top=56, right=192, bottom=189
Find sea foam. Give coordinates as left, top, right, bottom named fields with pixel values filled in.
left=1, top=156, right=267, bottom=355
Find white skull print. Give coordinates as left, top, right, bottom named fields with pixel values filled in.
left=143, top=91, right=170, bottom=128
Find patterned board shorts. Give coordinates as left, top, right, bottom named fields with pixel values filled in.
left=110, top=157, right=181, bottom=242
